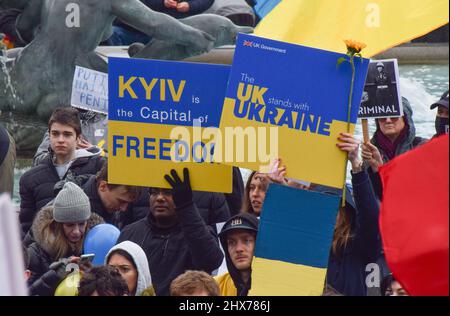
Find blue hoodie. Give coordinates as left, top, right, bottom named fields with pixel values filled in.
left=325, top=170, right=382, bottom=296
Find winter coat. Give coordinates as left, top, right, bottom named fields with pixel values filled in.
left=27, top=207, right=104, bottom=296
left=117, top=201, right=223, bottom=296
left=19, top=148, right=105, bottom=237
left=192, top=191, right=230, bottom=225
left=325, top=170, right=382, bottom=296
left=105, top=241, right=152, bottom=296
left=215, top=272, right=237, bottom=296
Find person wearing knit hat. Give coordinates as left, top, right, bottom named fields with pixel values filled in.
left=26, top=183, right=104, bottom=296
left=53, top=182, right=91, bottom=224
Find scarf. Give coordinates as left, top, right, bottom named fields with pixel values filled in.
left=375, top=125, right=409, bottom=161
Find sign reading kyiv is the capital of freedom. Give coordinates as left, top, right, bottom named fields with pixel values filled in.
left=216, top=34, right=370, bottom=188
left=108, top=57, right=232, bottom=193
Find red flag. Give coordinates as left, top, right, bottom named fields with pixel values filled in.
left=380, top=134, right=449, bottom=296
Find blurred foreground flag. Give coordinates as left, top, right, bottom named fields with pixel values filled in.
left=255, top=0, right=449, bottom=57
left=249, top=184, right=340, bottom=296
left=254, top=0, right=281, bottom=19
left=380, top=135, right=449, bottom=296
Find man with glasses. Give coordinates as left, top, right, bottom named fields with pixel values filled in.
left=116, top=168, right=223, bottom=296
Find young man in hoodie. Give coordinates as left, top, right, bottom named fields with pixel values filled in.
left=19, top=107, right=104, bottom=238
left=215, top=213, right=259, bottom=296
left=117, top=168, right=223, bottom=296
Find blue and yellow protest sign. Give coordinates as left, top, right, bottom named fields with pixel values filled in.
left=249, top=184, right=340, bottom=296
left=216, top=34, right=369, bottom=188
left=108, top=58, right=232, bottom=193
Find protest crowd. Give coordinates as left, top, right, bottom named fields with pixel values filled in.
left=0, top=0, right=448, bottom=297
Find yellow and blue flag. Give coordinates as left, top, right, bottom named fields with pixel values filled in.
left=255, top=0, right=449, bottom=57
left=249, top=184, right=340, bottom=296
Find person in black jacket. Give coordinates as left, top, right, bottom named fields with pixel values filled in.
left=19, top=107, right=104, bottom=238
left=225, top=167, right=244, bottom=216
left=82, top=163, right=147, bottom=230
left=27, top=182, right=104, bottom=296
left=117, top=168, right=223, bottom=296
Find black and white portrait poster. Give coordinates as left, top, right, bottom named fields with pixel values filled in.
left=358, top=59, right=403, bottom=119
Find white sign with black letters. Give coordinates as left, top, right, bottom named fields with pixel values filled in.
left=71, top=66, right=108, bottom=114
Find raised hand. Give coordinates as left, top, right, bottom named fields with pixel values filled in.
left=361, top=142, right=384, bottom=172
left=76, top=135, right=93, bottom=150
left=267, top=158, right=288, bottom=185
left=164, top=168, right=193, bottom=208
left=336, top=133, right=362, bottom=171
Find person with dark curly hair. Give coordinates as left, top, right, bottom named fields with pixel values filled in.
left=78, top=266, right=129, bottom=296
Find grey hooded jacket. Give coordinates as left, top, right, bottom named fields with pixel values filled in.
left=106, top=241, right=152, bottom=296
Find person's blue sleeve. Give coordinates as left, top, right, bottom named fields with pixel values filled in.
left=187, top=0, right=214, bottom=15
left=351, top=169, right=382, bottom=263
left=143, top=0, right=166, bottom=11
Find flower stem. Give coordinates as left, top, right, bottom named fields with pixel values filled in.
left=342, top=56, right=355, bottom=207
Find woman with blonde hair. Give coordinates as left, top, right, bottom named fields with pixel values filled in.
left=27, top=182, right=103, bottom=296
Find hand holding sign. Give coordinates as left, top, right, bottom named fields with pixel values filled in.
left=336, top=133, right=362, bottom=171
left=164, top=168, right=193, bottom=209
left=361, top=142, right=384, bottom=172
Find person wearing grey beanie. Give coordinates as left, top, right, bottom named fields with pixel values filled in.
left=53, top=182, right=91, bottom=224
left=26, top=183, right=104, bottom=295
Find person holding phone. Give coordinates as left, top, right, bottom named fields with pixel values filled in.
left=27, top=182, right=104, bottom=296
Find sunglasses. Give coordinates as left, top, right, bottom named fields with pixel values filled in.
left=377, top=117, right=402, bottom=123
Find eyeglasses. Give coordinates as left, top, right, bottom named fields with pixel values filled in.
left=377, top=117, right=401, bottom=123
left=149, top=188, right=172, bottom=196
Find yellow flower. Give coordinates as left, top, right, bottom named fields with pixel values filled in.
left=344, top=39, right=366, bottom=54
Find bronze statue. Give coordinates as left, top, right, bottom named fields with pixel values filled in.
left=129, top=14, right=253, bottom=60
left=1, top=0, right=215, bottom=121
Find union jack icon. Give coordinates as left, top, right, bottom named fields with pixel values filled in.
left=243, top=40, right=253, bottom=47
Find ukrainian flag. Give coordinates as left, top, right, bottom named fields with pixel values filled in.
left=249, top=184, right=341, bottom=296
left=254, top=0, right=281, bottom=19
left=255, top=0, right=449, bottom=57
